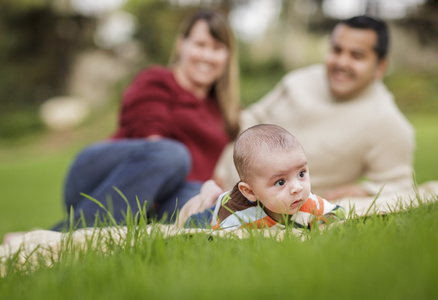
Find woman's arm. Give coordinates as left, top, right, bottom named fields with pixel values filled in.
left=117, top=68, right=174, bottom=138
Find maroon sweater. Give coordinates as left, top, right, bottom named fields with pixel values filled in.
left=112, top=66, right=229, bottom=181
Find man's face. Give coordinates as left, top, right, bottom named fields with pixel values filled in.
left=325, top=24, right=387, bottom=101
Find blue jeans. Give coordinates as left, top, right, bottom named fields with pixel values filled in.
left=52, top=138, right=202, bottom=230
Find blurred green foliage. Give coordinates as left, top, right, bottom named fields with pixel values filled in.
left=125, top=1, right=184, bottom=65
left=0, top=0, right=49, bottom=11
left=238, top=52, right=286, bottom=107
left=0, top=1, right=95, bottom=139
left=0, top=108, right=44, bottom=140
left=385, top=71, right=438, bottom=113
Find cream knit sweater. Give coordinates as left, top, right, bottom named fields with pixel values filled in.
left=214, top=64, right=415, bottom=196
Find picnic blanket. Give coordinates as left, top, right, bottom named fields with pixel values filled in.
left=1, top=181, right=437, bottom=270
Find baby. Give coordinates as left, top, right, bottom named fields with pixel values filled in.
left=179, top=124, right=345, bottom=230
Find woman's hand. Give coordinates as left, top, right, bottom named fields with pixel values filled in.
left=146, top=135, right=162, bottom=141
left=175, top=180, right=223, bottom=228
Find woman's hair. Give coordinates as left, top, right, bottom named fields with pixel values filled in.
left=233, top=124, right=303, bottom=181
left=169, top=10, right=240, bottom=140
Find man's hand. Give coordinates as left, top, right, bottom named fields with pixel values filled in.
left=212, top=175, right=225, bottom=190
left=324, top=183, right=370, bottom=201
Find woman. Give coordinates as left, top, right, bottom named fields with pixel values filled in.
left=54, top=10, right=240, bottom=230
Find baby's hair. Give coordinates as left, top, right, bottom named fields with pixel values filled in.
left=233, top=124, right=303, bottom=181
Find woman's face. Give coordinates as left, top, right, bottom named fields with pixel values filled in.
left=177, top=19, right=229, bottom=94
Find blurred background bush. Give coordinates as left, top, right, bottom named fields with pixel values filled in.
left=0, top=0, right=437, bottom=141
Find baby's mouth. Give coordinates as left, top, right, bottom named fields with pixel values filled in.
left=290, top=199, right=302, bottom=208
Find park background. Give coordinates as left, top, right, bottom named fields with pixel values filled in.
left=0, top=0, right=437, bottom=239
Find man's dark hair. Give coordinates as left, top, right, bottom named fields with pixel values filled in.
left=339, top=15, right=389, bottom=60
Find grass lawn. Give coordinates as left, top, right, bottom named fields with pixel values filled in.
left=0, top=200, right=437, bottom=299
left=407, top=113, right=438, bottom=184
left=0, top=151, right=72, bottom=236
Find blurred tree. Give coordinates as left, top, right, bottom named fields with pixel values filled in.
left=397, top=0, right=438, bottom=46
left=0, top=2, right=94, bottom=108
left=124, top=1, right=186, bottom=65
left=0, top=0, right=95, bottom=138
left=282, top=0, right=335, bottom=34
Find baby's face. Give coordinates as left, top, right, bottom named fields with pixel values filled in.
left=248, top=147, right=311, bottom=220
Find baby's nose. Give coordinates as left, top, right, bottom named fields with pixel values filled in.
left=290, top=182, right=303, bottom=194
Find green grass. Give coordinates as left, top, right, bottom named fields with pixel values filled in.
left=0, top=152, right=71, bottom=235
left=0, top=106, right=116, bottom=237
left=385, top=70, right=438, bottom=113
left=408, top=113, right=438, bottom=184
left=1, top=203, right=438, bottom=299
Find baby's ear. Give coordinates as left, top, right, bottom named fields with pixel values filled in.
left=238, top=181, right=257, bottom=202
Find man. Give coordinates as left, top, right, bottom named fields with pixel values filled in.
left=214, top=15, right=415, bottom=200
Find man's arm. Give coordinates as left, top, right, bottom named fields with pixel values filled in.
left=324, top=183, right=370, bottom=201
left=325, top=112, right=415, bottom=201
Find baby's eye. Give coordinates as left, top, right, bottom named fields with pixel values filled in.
left=275, top=179, right=286, bottom=186
left=299, top=171, right=306, bottom=178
